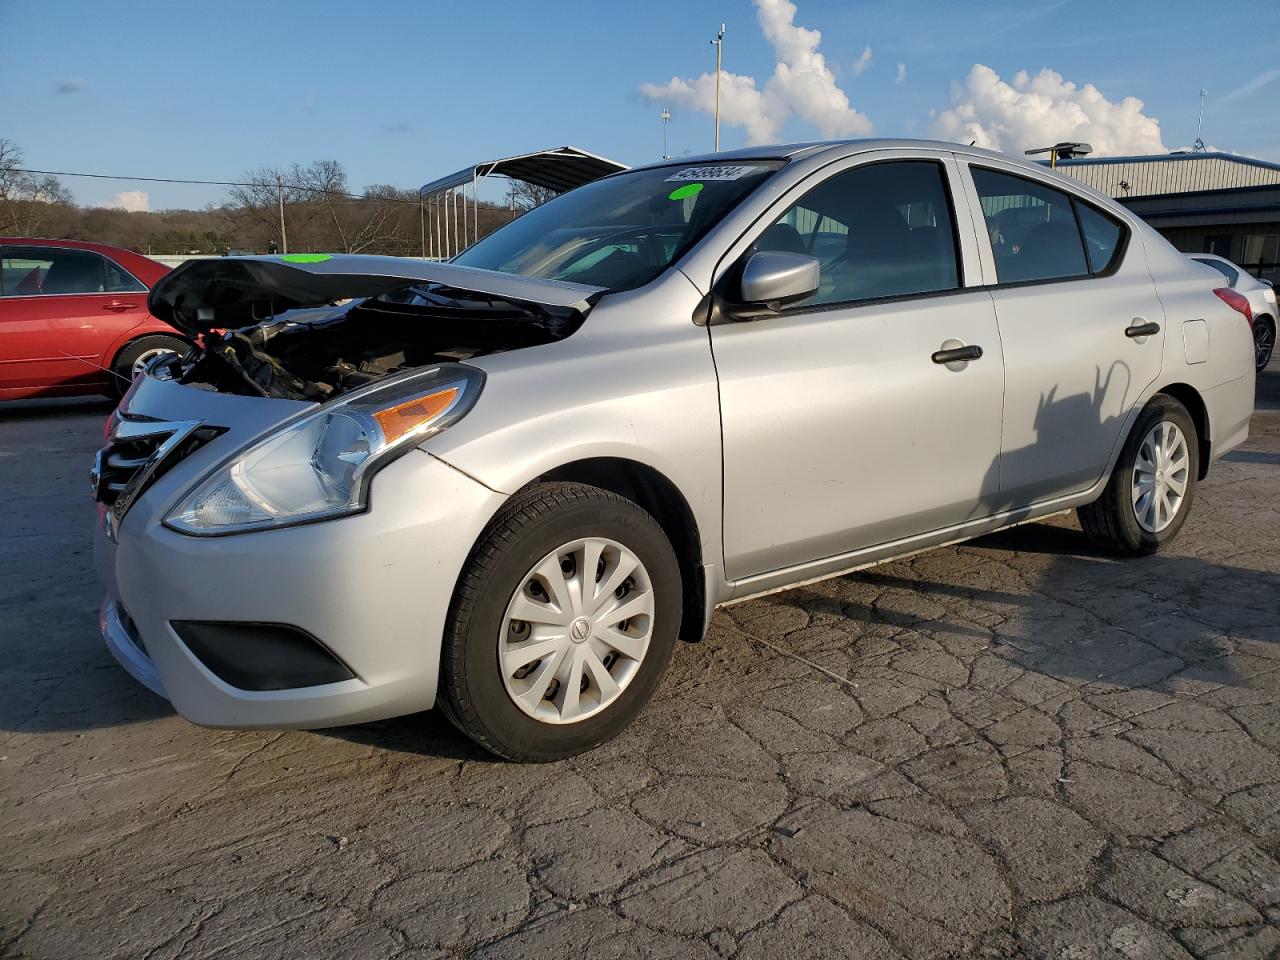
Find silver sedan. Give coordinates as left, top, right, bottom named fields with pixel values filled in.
left=94, top=139, right=1256, bottom=760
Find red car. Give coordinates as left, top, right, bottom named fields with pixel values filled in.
left=0, top=238, right=190, bottom=400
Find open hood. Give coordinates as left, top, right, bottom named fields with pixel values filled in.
left=148, top=254, right=605, bottom=336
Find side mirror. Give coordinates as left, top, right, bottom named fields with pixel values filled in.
left=733, top=251, right=819, bottom=319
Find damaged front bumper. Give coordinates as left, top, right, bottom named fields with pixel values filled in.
left=94, top=374, right=507, bottom=729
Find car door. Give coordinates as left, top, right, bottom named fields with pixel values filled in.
left=958, top=163, right=1167, bottom=508
left=0, top=245, right=147, bottom=395
left=709, top=154, right=1006, bottom=581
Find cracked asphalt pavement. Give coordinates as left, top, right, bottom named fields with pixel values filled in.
left=3, top=373, right=1280, bottom=959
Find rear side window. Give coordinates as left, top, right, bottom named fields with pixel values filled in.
left=1192, top=257, right=1238, bottom=286
left=759, top=160, right=961, bottom=308
left=105, top=258, right=146, bottom=293
left=1075, top=202, right=1123, bottom=274
left=0, top=246, right=116, bottom=296
left=971, top=168, right=1088, bottom=283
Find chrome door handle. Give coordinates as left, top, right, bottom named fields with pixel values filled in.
left=932, top=344, right=983, bottom=364
left=1125, top=321, right=1160, bottom=338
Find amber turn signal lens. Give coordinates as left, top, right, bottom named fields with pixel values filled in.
left=372, top=387, right=459, bottom=444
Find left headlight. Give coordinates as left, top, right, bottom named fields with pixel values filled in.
left=164, top=364, right=483, bottom=536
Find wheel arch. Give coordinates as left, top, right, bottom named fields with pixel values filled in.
left=528, top=457, right=709, bottom=644
left=1154, top=381, right=1211, bottom=479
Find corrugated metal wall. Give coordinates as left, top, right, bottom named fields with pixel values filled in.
left=1056, top=155, right=1280, bottom=199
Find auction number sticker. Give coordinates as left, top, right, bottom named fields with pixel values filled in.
left=664, top=165, right=759, bottom=182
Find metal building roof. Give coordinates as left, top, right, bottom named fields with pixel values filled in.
left=419, top=146, right=629, bottom=198
left=1053, top=152, right=1280, bottom=199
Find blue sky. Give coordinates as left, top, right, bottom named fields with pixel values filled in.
left=3, top=0, right=1278, bottom=211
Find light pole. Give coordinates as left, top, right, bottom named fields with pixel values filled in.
left=710, top=23, right=725, bottom=152
left=661, top=108, right=671, bottom=159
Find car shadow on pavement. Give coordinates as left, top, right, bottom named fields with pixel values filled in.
left=0, top=396, right=114, bottom=422
left=318, top=711, right=499, bottom=762
left=829, top=521, right=1279, bottom=695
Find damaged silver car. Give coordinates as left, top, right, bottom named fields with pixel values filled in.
left=95, top=141, right=1254, bottom=760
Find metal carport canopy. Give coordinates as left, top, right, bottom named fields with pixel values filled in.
left=419, top=145, right=629, bottom=198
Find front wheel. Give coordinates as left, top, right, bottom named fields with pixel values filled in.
left=1077, top=395, right=1199, bottom=555
left=438, top=482, right=681, bottom=761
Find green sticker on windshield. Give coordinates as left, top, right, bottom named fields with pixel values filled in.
left=668, top=182, right=704, bottom=201
left=280, top=253, right=332, bottom=263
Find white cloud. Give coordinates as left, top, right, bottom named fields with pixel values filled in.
left=851, top=46, right=873, bottom=76
left=895, top=63, right=907, bottom=85
left=102, top=190, right=150, bottom=213
left=640, top=0, right=872, bottom=146
left=930, top=64, right=1166, bottom=157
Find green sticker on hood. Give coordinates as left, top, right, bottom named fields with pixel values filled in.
left=668, top=182, right=704, bottom=201
left=280, top=253, right=332, bottom=263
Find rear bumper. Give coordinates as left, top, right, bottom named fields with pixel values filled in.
left=96, top=450, right=505, bottom=729
left=1204, top=374, right=1254, bottom=464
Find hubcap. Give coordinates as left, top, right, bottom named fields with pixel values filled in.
left=499, top=537, right=654, bottom=724
left=1131, top=420, right=1189, bottom=534
left=1256, top=321, right=1275, bottom=370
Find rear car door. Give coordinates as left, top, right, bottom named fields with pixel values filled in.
left=710, top=153, right=1006, bottom=581
left=0, top=245, right=148, bottom=396
left=957, top=164, right=1166, bottom=507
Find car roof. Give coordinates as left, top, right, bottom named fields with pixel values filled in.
left=631, top=137, right=1044, bottom=170
left=627, top=138, right=1113, bottom=198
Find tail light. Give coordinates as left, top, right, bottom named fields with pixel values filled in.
left=1214, top=287, right=1253, bottom=328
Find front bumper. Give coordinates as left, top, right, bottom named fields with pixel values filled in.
left=95, top=449, right=504, bottom=729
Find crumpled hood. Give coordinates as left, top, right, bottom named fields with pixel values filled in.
left=148, top=254, right=605, bottom=336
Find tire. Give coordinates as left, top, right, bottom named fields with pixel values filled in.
left=1077, top=394, right=1199, bottom=555
left=1255, top=315, right=1275, bottom=372
left=438, top=482, right=682, bottom=761
left=109, top=334, right=190, bottom=397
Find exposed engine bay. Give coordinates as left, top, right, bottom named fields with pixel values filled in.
left=167, top=284, right=586, bottom=401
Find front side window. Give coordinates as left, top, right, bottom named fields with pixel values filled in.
left=0, top=246, right=112, bottom=297
left=454, top=161, right=782, bottom=292
left=755, top=160, right=961, bottom=308
left=971, top=168, right=1088, bottom=283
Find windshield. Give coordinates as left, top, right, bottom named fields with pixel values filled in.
left=453, top=161, right=784, bottom=292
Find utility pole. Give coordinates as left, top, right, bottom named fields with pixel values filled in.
left=710, top=23, right=725, bottom=152
left=276, top=174, right=288, bottom=254
left=661, top=108, right=672, bottom=159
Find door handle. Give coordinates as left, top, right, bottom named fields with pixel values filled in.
left=1125, top=321, right=1160, bottom=338
left=932, top=344, right=983, bottom=364
left=102, top=301, right=133, bottom=312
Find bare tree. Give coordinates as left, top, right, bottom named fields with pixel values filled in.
left=0, top=139, right=73, bottom=234
left=224, top=160, right=412, bottom=253
left=505, top=179, right=559, bottom=212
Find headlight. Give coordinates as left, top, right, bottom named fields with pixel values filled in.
left=165, top=364, right=483, bottom=535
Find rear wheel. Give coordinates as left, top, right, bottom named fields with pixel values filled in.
left=1255, top=315, right=1275, bottom=371
left=109, top=335, right=190, bottom=396
left=1077, top=395, right=1199, bottom=555
left=438, top=482, right=681, bottom=761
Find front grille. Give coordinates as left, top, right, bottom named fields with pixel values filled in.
left=92, top=414, right=223, bottom=530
